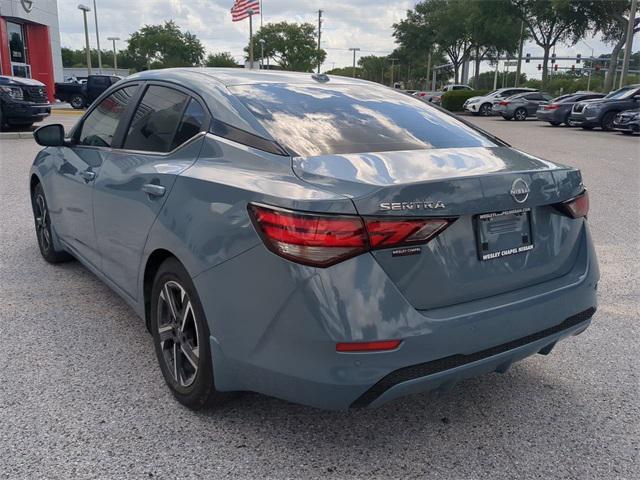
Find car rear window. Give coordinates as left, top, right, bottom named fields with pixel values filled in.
left=229, top=83, right=496, bottom=157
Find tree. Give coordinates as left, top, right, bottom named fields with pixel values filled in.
left=127, top=21, right=205, bottom=69
left=509, top=0, right=590, bottom=86
left=249, top=22, right=326, bottom=72
left=583, top=0, right=640, bottom=91
left=205, top=52, right=238, bottom=67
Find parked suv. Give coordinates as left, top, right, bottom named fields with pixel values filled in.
left=55, top=74, right=122, bottom=109
left=569, top=84, right=640, bottom=130
left=492, top=91, right=554, bottom=120
left=536, top=92, right=605, bottom=126
left=0, top=75, right=51, bottom=130
left=463, top=88, right=536, bottom=116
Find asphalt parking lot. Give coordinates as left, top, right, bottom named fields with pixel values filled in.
left=0, top=114, right=638, bottom=479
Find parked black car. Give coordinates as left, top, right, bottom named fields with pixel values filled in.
left=569, top=84, right=640, bottom=130
left=536, top=92, right=605, bottom=126
left=0, top=75, right=50, bottom=130
left=55, top=74, right=121, bottom=109
left=613, top=108, right=640, bottom=134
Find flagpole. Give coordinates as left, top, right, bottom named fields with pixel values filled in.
left=260, top=0, right=263, bottom=27
left=248, top=9, right=254, bottom=69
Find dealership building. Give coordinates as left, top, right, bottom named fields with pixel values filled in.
left=0, top=0, right=62, bottom=101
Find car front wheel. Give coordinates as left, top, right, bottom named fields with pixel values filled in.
left=600, top=111, right=617, bottom=131
left=479, top=103, right=492, bottom=116
left=31, top=183, right=73, bottom=263
left=150, top=258, right=229, bottom=409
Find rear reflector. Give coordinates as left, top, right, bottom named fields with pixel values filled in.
left=556, top=190, right=589, bottom=218
left=336, top=340, right=401, bottom=352
left=248, top=203, right=455, bottom=267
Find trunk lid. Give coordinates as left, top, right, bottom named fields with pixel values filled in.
left=293, top=147, right=586, bottom=310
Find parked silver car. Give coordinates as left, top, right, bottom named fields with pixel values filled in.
left=492, top=91, right=554, bottom=120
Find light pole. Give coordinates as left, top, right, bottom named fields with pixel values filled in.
left=92, top=0, right=102, bottom=73
left=580, top=39, right=594, bottom=91
left=107, top=36, right=120, bottom=72
left=258, top=39, right=265, bottom=69
left=247, top=8, right=255, bottom=69
left=389, top=57, right=398, bottom=87
left=349, top=47, right=360, bottom=78
left=78, top=4, right=92, bottom=75
left=619, top=0, right=638, bottom=88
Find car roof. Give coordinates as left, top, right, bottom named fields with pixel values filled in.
left=128, top=67, right=368, bottom=87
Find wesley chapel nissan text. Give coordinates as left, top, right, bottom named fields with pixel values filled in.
left=30, top=69, right=599, bottom=410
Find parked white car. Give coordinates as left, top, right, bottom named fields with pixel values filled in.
left=463, top=87, right=536, bottom=116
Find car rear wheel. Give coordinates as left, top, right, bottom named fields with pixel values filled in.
left=600, top=111, right=617, bottom=131
left=514, top=108, right=527, bottom=121
left=479, top=103, right=492, bottom=116
left=150, top=258, right=230, bottom=409
left=70, top=94, right=86, bottom=109
left=31, top=183, right=73, bottom=263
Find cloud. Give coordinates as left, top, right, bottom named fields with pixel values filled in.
left=57, top=0, right=623, bottom=77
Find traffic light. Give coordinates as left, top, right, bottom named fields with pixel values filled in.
left=537, top=64, right=541, bottom=71
left=554, top=64, right=558, bottom=71
left=525, top=53, right=531, bottom=63
left=551, top=53, right=556, bottom=64
left=576, top=53, right=581, bottom=64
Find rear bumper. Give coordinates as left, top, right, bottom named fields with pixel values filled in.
left=536, top=110, right=564, bottom=123
left=196, top=223, right=599, bottom=410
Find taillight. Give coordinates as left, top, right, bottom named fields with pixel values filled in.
left=248, top=203, right=455, bottom=267
left=556, top=190, right=589, bottom=218
left=544, top=104, right=560, bottom=110
left=499, top=101, right=510, bottom=106
left=336, top=340, right=401, bottom=352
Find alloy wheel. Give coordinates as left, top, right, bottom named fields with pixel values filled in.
left=515, top=108, right=527, bottom=121
left=156, top=280, right=200, bottom=388
left=34, top=193, right=52, bottom=252
left=480, top=104, right=491, bottom=116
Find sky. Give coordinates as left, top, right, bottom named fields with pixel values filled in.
left=57, top=0, right=635, bottom=80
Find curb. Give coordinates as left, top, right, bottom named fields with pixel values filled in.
left=0, top=131, right=34, bottom=139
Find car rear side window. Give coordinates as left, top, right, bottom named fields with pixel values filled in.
left=171, top=99, right=206, bottom=150
left=78, top=85, right=137, bottom=147
left=124, top=85, right=192, bottom=153
left=230, top=83, right=496, bottom=157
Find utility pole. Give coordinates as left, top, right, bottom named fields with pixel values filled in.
left=317, top=10, right=323, bottom=73
left=426, top=50, right=432, bottom=90
left=389, top=57, right=398, bottom=87
left=515, top=20, right=524, bottom=86
left=619, top=0, right=638, bottom=88
left=259, top=38, right=265, bottom=69
left=248, top=9, right=255, bottom=69
left=92, top=0, right=102, bottom=73
left=107, top=36, right=119, bottom=72
left=493, top=51, right=499, bottom=90
left=349, top=47, right=360, bottom=78
left=78, top=4, right=92, bottom=75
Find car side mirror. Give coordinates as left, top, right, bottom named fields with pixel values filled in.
left=34, top=124, right=67, bottom=147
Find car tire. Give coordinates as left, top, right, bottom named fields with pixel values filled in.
left=564, top=112, right=572, bottom=126
left=549, top=121, right=561, bottom=126
left=31, top=183, right=74, bottom=264
left=600, top=111, right=617, bottom=131
left=70, top=94, right=86, bottom=109
left=150, top=257, right=231, bottom=410
left=479, top=103, right=492, bottom=116
left=514, top=108, right=527, bottom=121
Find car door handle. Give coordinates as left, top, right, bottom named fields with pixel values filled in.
left=81, top=170, right=96, bottom=182
left=142, top=184, right=166, bottom=197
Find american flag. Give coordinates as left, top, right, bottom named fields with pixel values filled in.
left=231, top=0, right=260, bottom=22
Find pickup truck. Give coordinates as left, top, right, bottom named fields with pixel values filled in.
left=0, top=75, right=51, bottom=130
left=55, top=74, right=122, bottom=109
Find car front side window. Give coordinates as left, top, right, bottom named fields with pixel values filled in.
left=78, top=85, right=138, bottom=147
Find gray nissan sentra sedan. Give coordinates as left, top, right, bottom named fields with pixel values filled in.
left=30, top=68, right=599, bottom=410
